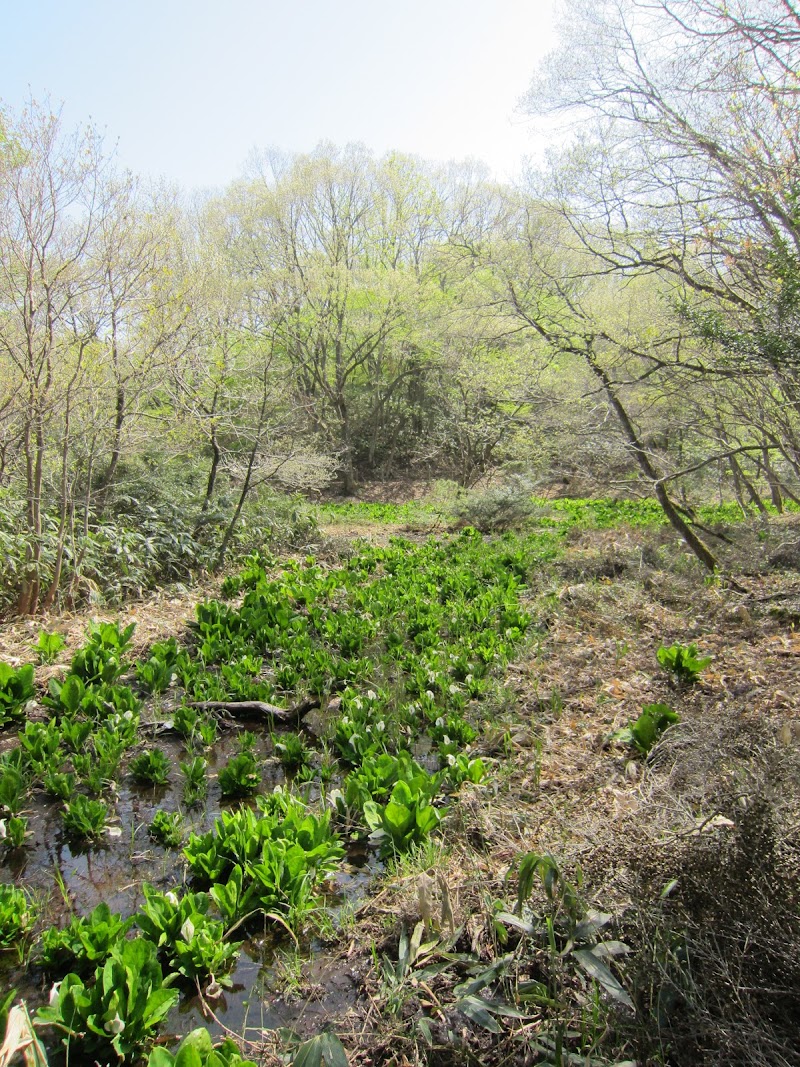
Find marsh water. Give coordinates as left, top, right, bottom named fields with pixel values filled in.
left=0, top=720, right=379, bottom=1050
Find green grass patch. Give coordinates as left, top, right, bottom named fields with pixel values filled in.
left=317, top=500, right=441, bottom=525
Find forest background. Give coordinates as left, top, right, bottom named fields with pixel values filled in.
left=1, top=0, right=799, bottom=615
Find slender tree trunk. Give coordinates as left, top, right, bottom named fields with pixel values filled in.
left=583, top=346, right=719, bottom=572
left=18, top=405, right=45, bottom=615
left=43, top=410, right=72, bottom=611
left=214, top=367, right=272, bottom=572
left=196, top=428, right=221, bottom=527
left=760, top=446, right=783, bottom=512
left=214, top=443, right=257, bottom=573
left=729, top=453, right=767, bottom=514
left=196, top=384, right=224, bottom=532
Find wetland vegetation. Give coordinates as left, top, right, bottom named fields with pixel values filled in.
left=3, top=0, right=800, bottom=1062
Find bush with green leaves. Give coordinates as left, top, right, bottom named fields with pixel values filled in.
left=0, top=662, right=35, bottom=727
left=69, top=621, right=136, bottom=686
left=130, top=747, right=172, bottom=786
left=135, top=884, right=240, bottom=986
left=36, top=936, right=179, bottom=1061
left=39, top=903, right=133, bottom=976
left=149, top=810, right=184, bottom=849
left=61, top=795, right=111, bottom=843
left=452, top=477, right=541, bottom=533
left=656, top=642, right=711, bottom=683
left=147, top=1028, right=258, bottom=1067
left=363, top=778, right=444, bottom=857
left=218, top=751, right=261, bottom=798
left=0, top=884, right=36, bottom=948
left=34, top=629, right=66, bottom=664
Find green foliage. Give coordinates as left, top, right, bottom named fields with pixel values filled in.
left=69, top=621, right=136, bottom=685
left=61, top=794, right=110, bottom=842
left=136, top=657, right=175, bottom=694
left=495, top=851, right=634, bottom=1011
left=243, top=838, right=319, bottom=923
left=0, top=884, right=35, bottom=947
left=18, top=719, right=61, bottom=766
left=0, top=989, right=17, bottom=1048
left=72, top=752, right=117, bottom=795
left=136, top=884, right=203, bottom=947
left=149, top=810, right=184, bottom=848
left=136, top=637, right=181, bottom=694
left=363, top=778, right=443, bottom=856
left=172, top=703, right=201, bottom=738
left=184, top=799, right=343, bottom=929
left=43, top=769, right=76, bottom=800
left=273, top=731, right=312, bottom=771
left=343, top=751, right=440, bottom=812
left=0, top=486, right=223, bottom=614
left=147, top=1028, right=258, bottom=1067
left=45, top=672, right=140, bottom=724
left=39, top=903, right=133, bottom=976
left=0, top=765, right=27, bottom=815
left=181, top=755, right=208, bottom=805
left=34, top=629, right=66, bottom=664
left=207, top=865, right=254, bottom=927
left=630, top=704, right=681, bottom=754
left=319, top=500, right=439, bottom=526
left=135, top=884, right=240, bottom=985
left=288, top=1031, right=349, bottom=1067
left=59, top=714, right=93, bottom=752
left=36, top=936, right=179, bottom=1060
left=453, top=478, right=541, bottom=533
left=444, top=753, right=486, bottom=786
left=0, top=662, right=35, bottom=726
left=0, top=815, right=30, bottom=849
left=130, top=747, right=172, bottom=786
left=197, top=717, right=218, bottom=747
left=218, top=751, right=261, bottom=798
left=656, top=642, right=711, bottom=683
left=544, top=497, right=666, bottom=529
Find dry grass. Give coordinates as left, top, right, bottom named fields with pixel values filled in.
left=315, top=519, right=800, bottom=1066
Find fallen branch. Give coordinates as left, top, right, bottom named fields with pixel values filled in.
left=188, top=697, right=320, bottom=722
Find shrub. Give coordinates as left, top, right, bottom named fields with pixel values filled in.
left=452, top=476, right=541, bottom=533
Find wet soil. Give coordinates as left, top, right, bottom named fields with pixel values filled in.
left=0, top=721, right=377, bottom=1049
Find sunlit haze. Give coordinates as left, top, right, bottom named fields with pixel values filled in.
left=1, top=0, right=557, bottom=191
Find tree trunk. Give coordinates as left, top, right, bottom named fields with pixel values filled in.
left=583, top=346, right=719, bottom=572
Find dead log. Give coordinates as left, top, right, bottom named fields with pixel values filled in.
left=188, top=697, right=320, bottom=723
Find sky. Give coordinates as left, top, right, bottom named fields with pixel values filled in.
left=0, top=0, right=558, bottom=194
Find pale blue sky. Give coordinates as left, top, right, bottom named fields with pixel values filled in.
left=1, top=0, right=557, bottom=192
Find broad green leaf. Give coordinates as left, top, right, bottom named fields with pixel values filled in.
left=572, top=948, right=633, bottom=1009
left=454, top=995, right=504, bottom=1033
